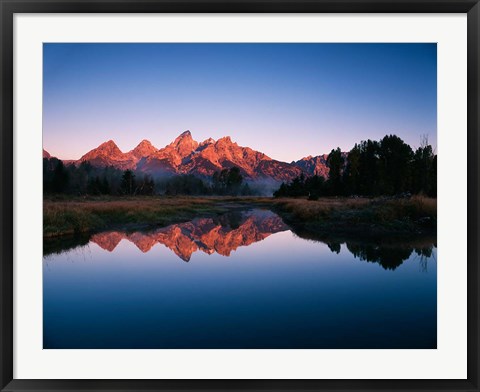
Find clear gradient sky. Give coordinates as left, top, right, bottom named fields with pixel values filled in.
left=43, top=43, right=437, bottom=162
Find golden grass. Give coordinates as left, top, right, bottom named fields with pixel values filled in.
left=272, top=197, right=370, bottom=220
left=43, top=196, right=226, bottom=237
left=271, top=195, right=437, bottom=232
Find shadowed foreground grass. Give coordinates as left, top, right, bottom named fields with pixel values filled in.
left=44, top=195, right=436, bottom=238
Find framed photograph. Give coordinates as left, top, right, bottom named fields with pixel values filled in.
left=1, top=0, right=479, bottom=391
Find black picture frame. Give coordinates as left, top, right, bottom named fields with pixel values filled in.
left=1, top=0, right=479, bottom=391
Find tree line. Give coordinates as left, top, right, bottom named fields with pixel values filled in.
left=274, top=135, right=437, bottom=198
left=162, top=167, right=253, bottom=196
left=43, top=159, right=156, bottom=196
left=43, top=158, right=254, bottom=196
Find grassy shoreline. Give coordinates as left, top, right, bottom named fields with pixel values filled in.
left=44, top=195, right=436, bottom=239
left=272, top=195, right=436, bottom=240
left=43, top=196, right=269, bottom=238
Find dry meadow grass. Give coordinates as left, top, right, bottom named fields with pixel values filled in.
left=44, top=195, right=436, bottom=238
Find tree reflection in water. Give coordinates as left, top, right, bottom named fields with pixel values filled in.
left=44, top=208, right=436, bottom=270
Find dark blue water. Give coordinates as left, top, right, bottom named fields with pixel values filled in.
left=43, top=209, right=436, bottom=349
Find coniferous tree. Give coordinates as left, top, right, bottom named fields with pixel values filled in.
left=411, top=137, right=436, bottom=196
left=357, top=139, right=380, bottom=196
left=326, top=148, right=344, bottom=195
left=343, top=144, right=361, bottom=195
left=378, top=134, right=413, bottom=194
left=120, top=170, right=136, bottom=195
left=51, top=159, right=69, bottom=193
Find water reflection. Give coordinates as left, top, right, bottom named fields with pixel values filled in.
left=91, top=210, right=288, bottom=261
left=43, top=208, right=437, bottom=349
left=44, top=209, right=436, bottom=270
left=347, top=242, right=436, bottom=270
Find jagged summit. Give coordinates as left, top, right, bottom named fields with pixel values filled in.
left=101, top=140, right=119, bottom=149
left=170, top=130, right=199, bottom=157
left=172, top=130, right=193, bottom=144
left=136, top=139, right=154, bottom=147
left=131, top=139, right=158, bottom=158
left=178, top=130, right=192, bottom=137
left=81, top=140, right=122, bottom=159
left=215, top=136, right=236, bottom=146
left=202, top=137, right=215, bottom=144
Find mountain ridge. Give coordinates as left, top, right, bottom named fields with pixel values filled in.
left=44, top=131, right=337, bottom=183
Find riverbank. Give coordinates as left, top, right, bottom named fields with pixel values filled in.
left=273, top=195, right=436, bottom=240
left=43, top=196, right=269, bottom=238
left=44, top=195, right=436, bottom=239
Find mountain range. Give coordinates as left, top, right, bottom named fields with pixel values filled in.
left=43, top=130, right=337, bottom=183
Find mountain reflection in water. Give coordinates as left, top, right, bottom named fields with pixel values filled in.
left=45, top=209, right=436, bottom=271
left=90, top=210, right=288, bottom=261
left=43, top=208, right=437, bottom=349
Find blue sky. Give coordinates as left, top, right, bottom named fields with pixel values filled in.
left=43, top=43, right=437, bottom=161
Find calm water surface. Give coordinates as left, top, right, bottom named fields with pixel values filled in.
left=43, top=209, right=436, bottom=349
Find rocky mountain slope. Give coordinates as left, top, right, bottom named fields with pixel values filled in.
left=293, top=154, right=330, bottom=177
